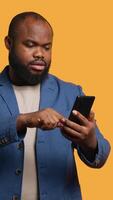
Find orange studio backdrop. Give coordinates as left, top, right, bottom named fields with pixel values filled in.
left=0, top=1, right=113, bottom=200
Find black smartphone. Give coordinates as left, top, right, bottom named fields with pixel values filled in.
left=69, top=96, right=95, bottom=124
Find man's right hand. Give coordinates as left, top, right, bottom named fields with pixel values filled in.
left=16, top=108, right=64, bottom=131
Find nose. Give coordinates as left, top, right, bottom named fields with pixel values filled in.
left=33, top=47, right=44, bottom=59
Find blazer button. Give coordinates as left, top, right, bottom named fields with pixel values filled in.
left=15, top=168, right=22, bottom=175
left=12, top=195, right=19, bottom=200
left=17, top=141, right=24, bottom=150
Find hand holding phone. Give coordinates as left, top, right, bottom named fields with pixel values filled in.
left=69, top=96, right=95, bottom=124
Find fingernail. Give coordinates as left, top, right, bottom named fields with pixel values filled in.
left=60, top=118, right=66, bottom=123
left=37, top=118, right=41, bottom=122
left=57, top=122, right=64, bottom=127
left=72, top=110, right=78, bottom=115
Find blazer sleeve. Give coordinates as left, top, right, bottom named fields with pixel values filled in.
left=0, top=116, right=26, bottom=148
left=75, top=127, right=111, bottom=168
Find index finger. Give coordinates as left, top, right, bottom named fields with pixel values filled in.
left=88, top=111, right=95, bottom=121
left=47, top=108, right=64, bottom=119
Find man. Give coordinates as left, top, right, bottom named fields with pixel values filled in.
left=0, top=12, right=110, bottom=200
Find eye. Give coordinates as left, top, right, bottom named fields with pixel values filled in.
left=43, top=44, right=51, bottom=51
left=24, top=41, right=35, bottom=48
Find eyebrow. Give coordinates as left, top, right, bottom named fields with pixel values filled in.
left=24, top=39, right=52, bottom=46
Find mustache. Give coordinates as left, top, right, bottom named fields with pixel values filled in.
left=29, top=58, right=47, bottom=66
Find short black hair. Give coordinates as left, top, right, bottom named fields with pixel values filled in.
left=8, top=11, right=53, bottom=39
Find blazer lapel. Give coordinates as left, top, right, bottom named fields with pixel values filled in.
left=39, top=74, right=58, bottom=110
left=0, top=68, right=19, bottom=116
left=39, top=74, right=71, bottom=116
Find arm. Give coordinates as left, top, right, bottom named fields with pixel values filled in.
left=59, top=111, right=111, bottom=168
left=0, top=108, right=64, bottom=148
left=0, top=115, right=24, bottom=147
left=76, top=125, right=111, bottom=168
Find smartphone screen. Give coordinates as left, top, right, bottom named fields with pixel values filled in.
left=69, top=96, right=95, bottom=124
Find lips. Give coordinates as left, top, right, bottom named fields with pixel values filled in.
left=29, top=60, right=46, bottom=71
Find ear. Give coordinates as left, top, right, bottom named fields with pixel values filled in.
left=4, top=36, right=12, bottom=50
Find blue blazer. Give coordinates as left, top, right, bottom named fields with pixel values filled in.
left=0, top=67, right=110, bottom=200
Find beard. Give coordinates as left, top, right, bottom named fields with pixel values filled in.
left=8, top=51, right=50, bottom=86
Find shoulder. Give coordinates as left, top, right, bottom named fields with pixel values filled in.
left=48, top=73, right=83, bottom=95
left=0, top=66, right=9, bottom=83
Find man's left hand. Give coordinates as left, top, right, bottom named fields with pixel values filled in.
left=59, top=110, right=97, bottom=150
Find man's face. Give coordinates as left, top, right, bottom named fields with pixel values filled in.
left=8, top=17, right=53, bottom=85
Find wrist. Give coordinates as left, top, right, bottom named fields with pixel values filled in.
left=80, top=133, right=98, bottom=153
left=16, top=114, right=27, bottom=131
